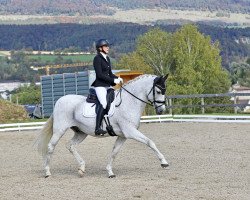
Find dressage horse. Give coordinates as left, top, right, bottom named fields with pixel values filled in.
left=35, top=74, right=169, bottom=178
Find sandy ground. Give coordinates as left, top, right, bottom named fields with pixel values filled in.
left=0, top=122, right=249, bottom=200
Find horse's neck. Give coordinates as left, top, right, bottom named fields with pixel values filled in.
left=119, top=78, right=152, bottom=116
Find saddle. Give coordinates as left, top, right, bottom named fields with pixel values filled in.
left=86, top=88, right=115, bottom=114
left=85, top=88, right=116, bottom=136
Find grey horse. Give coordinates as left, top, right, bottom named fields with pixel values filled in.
left=35, top=74, right=169, bottom=178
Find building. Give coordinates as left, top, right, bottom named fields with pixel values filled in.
left=230, top=83, right=250, bottom=112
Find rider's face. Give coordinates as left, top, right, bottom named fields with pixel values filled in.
left=101, top=45, right=109, bottom=54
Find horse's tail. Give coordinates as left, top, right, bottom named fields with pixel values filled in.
left=34, top=115, right=53, bottom=157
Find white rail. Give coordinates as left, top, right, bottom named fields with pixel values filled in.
left=173, top=115, right=250, bottom=123
left=1, top=114, right=250, bottom=132
left=140, top=114, right=173, bottom=123
left=0, top=122, right=45, bottom=132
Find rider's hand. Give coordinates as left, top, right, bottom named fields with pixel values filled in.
left=114, top=78, right=121, bottom=84
left=118, top=77, right=123, bottom=84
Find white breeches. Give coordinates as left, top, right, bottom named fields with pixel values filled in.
left=95, top=87, right=109, bottom=109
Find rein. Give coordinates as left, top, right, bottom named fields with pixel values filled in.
left=115, top=85, right=165, bottom=108
left=117, top=86, right=153, bottom=107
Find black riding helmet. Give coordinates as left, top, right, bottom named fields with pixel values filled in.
left=96, top=39, right=110, bottom=50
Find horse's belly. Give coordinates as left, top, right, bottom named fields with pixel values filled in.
left=74, top=104, right=122, bottom=136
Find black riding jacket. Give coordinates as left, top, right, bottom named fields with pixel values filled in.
left=91, top=53, right=118, bottom=87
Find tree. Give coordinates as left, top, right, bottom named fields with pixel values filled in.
left=118, top=25, right=230, bottom=94
left=115, top=52, right=153, bottom=73
left=117, top=24, right=232, bottom=113
left=11, top=84, right=41, bottom=105
left=229, top=62, right=250, bottom=87
left=0, top=61, right=16, bottom=80
left=169, top=24, right=230, bottom=95
left=168, top=24, right=231, bottom=113
left=136, top=28, right=173, bottom=76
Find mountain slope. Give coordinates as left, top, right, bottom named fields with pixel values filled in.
left=0, top=0, right=249, bottom=15
left=0, top=0, right=113, bottom=15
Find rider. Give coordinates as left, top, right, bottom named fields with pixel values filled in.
left=91, top=39, right=123, bottom=136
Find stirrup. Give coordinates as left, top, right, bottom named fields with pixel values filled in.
left=95, top=128, right=107, bottom=136
left=106, top=125, right=116, bottom=136
left=103, top=116, right=117, bottom=137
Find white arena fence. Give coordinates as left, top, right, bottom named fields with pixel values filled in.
left=1, top=114, right=250, bottom=132
left=0, top=122, right=46, bottom=132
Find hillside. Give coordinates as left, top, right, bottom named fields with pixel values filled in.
left=0, top=23, right=248, bottom=58
left=0, top=0, right=249, bottom=15
left=0, top=99, right=28, bottom=123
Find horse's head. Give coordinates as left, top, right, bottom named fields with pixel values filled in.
left=147, top=74, right=168, bottom=115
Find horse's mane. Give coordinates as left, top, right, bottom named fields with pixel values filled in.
left=123, top=74, right=156, bottom=86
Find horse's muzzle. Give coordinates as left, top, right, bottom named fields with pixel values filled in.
left=156, top=110, right=163, bottom=115
left=155, top=105, right=165, bottom=115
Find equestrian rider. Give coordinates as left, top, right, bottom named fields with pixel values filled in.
left=91, top=39, right=123, bottom=135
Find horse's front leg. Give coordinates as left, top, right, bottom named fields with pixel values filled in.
left=66, top=130, right=88, bottom=177
left=121, top=125, right=169, bottom=168
left=106, top=136, right=126, bottom=178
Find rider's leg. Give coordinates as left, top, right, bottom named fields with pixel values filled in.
left=95, top=87, right=108, bottom=135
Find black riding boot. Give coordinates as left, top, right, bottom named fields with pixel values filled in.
left=95, top=106, right=107, bottom=136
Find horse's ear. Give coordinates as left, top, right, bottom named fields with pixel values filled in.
left=163, top=74, right=169, bottom=81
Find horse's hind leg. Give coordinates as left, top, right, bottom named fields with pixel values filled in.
left=121, top=125, right=169, bottom=168
left=67, top=126, right=88, bottom=176
left=44, top=128, right=66, bottom=178
left=106, top=136, right=126, bottom=178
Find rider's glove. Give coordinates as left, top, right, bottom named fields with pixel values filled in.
left=114, top=78, right=121, bottom=84
left=118, top=77, right=123, bottom=84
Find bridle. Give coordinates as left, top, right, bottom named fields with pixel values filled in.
left=116, top=79, right=166, bottom=109
left=146, top=84, right=166, bottom=109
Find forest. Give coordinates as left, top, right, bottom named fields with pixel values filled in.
left=0, top=22, right=249, bottom=67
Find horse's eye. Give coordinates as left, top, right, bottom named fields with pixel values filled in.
left=156, top=91, right=161, bottom=94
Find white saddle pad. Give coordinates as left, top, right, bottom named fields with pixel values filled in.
left=83, top=102, right=115, bottom=118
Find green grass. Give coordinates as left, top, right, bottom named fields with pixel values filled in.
left=28, top=54, right=95, bottom=62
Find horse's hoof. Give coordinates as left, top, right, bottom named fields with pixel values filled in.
left=161, top=163, right=169, bottom=168
left=45, top=171, right=51, bottom=178
left=78, top=169, right=85, bottom=177
left=108, top=175, right=116, bottom=178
